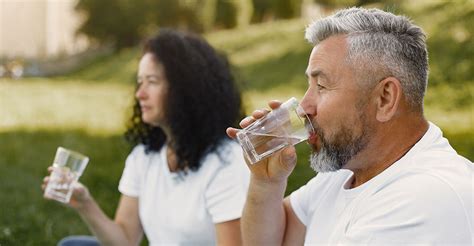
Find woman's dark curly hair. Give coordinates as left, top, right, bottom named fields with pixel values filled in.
left=125, top=29, right=243, bottom=173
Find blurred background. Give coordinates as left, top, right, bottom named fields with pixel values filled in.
left=0, top=0, right=472, bottom=244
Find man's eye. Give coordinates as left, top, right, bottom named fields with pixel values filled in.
left=317, top=84, right=325, bottom=90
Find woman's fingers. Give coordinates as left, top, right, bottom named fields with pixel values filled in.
left=41, top=176, right=50, bottom=191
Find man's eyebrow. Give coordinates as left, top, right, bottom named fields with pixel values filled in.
left=305, top=69, right=324, bottom=78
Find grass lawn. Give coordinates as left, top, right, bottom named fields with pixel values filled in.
left=1, top=18, right=472, bottom=245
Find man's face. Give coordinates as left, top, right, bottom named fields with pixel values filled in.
left=300, top=35, right=373, bottom=172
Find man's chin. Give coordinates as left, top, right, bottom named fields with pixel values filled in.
left=310, top=152, right=342, bottom=173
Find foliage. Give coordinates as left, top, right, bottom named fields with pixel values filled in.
left=253, top=0, right=303, bottom=21
left=412, top=0, right=474, bottom=86
left=75, top=0, right=149, bottom=48
left=74, top=0, right=318, bottom=49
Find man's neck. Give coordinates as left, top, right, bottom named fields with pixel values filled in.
left=347, top=117, right=429, bottom=188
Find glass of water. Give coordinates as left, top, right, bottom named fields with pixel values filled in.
left=44, top=147, right=89, bottom=203
left=236, top=97, right=314, bottom=164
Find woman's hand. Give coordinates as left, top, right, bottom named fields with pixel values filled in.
left=226, top=100, right=298, bottom=184
left=42, top=166, right=93, bottom=210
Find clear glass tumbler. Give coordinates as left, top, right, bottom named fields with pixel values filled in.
left=44, top=147, right=89, bottom=203
left=236, top=97, right=314, bottom=164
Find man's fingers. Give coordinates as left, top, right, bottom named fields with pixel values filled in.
left=251, top=109, right=270, bottom=119
left=239, top=116, right=255, bottom=128
left=233, top=100, right=280, bottom=135
left=226, top=127, right=239, bottom=138
left=268, top=100, right=282, bottom=110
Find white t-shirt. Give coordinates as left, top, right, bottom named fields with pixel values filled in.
left=291, top=122, right=473, bottom=245
left=118, top=140, right=250, bottom=246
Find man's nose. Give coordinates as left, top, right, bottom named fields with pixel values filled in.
left=300, top=91, right=317, bottom=117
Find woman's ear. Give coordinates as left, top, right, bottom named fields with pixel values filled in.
left=374, top=77, right=402, bottom=122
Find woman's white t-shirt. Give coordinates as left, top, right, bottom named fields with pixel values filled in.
left=118, top=140, right=250, bottom=245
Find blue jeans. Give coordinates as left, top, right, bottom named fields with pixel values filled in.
left=57, top=236, right=100, bottom=246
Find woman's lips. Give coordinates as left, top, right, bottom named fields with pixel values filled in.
left=140, top=106, right=151, bottom=112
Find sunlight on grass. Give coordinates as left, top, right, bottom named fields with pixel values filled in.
left=207, top=19, right=308, bottom=66
left=2, top=78, right=471, bottom=136
left=0, top=78, right=134, bottom=135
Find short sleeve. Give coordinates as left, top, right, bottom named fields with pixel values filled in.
left=118, top=145, right=145, bottom=197
left=205, top=144, right=250, bottom=223
left=290, top=177, right=318, bottom=226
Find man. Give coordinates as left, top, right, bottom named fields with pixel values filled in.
left=227, top=7, right=473, bottom=245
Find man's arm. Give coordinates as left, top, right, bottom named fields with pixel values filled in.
left=282, top=197, right=306, bottom=245
left=227, top=101, right=307, bottom=245
left=215, top=219, right=242, bottom=246
left=241, top=176, right=288, bottom=245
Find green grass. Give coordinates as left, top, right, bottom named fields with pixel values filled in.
left=0, top=130, right=128, bottom=245
left=1, top=17, right=473, bottom=245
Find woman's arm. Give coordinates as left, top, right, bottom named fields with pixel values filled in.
left=76, top=193, right=143, bottom=246
left=43, top=171, right=143, bottom=246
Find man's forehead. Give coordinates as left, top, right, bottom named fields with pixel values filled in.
left=313, top=35, right=348, bottom=55
left=307, top=36, right=348, bottom=66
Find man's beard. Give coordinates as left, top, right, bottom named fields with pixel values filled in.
left=310, top=112, right=371, bottom=173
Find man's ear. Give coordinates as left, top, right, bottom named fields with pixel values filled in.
left=374, top=77, right=402, bottom=122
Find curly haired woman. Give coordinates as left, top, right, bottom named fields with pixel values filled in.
left=43, top=29, right=249, bottom=246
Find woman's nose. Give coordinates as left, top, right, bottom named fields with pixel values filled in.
left=135, top=84, right=147, bottom=99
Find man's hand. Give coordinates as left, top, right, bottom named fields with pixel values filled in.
left=226, top=100, right=298, bottom=184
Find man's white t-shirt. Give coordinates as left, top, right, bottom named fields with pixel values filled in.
left=118, top=140, right=250, bottom=246
left=291, top=122, right=473, bottom=245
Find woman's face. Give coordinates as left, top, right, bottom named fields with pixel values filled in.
left=136, top=53, right=168, bottom=126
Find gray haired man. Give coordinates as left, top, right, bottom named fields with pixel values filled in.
left=227, top=7, right=473, bottom=245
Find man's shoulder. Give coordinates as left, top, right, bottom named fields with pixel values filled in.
left=352, top=170, right=473, bottom=242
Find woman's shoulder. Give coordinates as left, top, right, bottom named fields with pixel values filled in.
left=216, top=139, right=243, bottom=156
left=127, top=144, right=163, bottom=163
left=129, top=144, right=147, bottom=157
left=199, top=139, right=246, bottom=172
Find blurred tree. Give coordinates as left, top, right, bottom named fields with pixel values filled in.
left=197, top=0, right=218, bottom=31
left=314, top=0, right=396, bottom=8
left=75, top=0, right=149, bottom=49
left=216, top=0, right=237, bottom=28
left=253, top=0, right=302, bottom=22
left=275, top=0, right=302, bottom=19
left=76, top=0, right=248, bottom=48
left=421, top=0, right=473, bottom=86
left=230, top=0, right=254, bottom=28
left=252, top=0, right=275, bottom=22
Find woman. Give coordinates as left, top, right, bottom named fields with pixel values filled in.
left=43, top=29, right=249, bottom=245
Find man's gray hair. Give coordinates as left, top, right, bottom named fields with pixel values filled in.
left=305, top=7, right=428, bottom=111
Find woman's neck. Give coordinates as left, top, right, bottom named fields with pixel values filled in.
left=166, top=145, right=178, bottom=172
